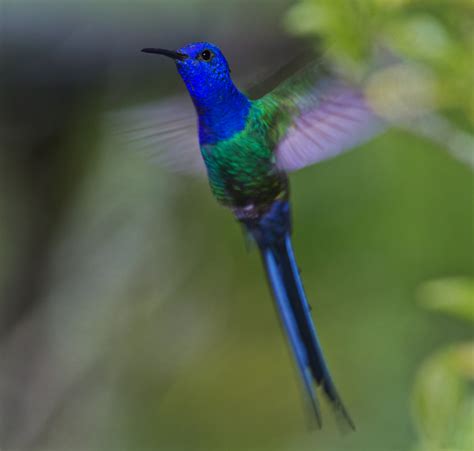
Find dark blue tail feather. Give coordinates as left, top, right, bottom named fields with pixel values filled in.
left=261, top=246, right=323, bottom=426
left=243, top=200, right=354, bottom=429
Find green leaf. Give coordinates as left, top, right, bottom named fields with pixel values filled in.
left=412, top=343, right=474, bottom=450
left=417, top=277, right=474, bottom=323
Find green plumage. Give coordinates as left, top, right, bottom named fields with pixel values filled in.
left=200, top=96, right=294, bottom=208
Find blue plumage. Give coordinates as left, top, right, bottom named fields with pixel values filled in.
left=242, top=200, right=354, bottom=429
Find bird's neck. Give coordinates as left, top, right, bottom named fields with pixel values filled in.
left=190, top=83, right=251, bottom=146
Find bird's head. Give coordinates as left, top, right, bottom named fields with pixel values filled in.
left=142, top=42, right=234, bottom=111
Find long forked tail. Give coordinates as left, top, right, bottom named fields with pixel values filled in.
left=242, top=200, right=354, bottom=429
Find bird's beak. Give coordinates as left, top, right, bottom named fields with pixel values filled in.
left=141, top=48, right=188, bottom=61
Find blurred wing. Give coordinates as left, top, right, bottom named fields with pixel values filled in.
left=106, top=95, right=206, bottom=175
left=267, top=62, right=384, bottom=172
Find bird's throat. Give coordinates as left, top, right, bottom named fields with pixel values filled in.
left=194, top=86, right=251, bottom=146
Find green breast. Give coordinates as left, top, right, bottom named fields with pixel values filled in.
left=200, top=98, right=292, bottom=208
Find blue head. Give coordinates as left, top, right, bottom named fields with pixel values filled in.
left=142, top=42, right=250, bottom=145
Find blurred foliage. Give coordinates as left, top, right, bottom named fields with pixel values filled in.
left=285, top=0, right=474, bottom=124
left=418, top=277, right=474, bottom=322
left=413, top=277, right=474, bottom=451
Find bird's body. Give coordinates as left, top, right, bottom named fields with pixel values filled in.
left=201, top=97, right=289, bottom=211
left=140, top=41, right=382, bottom=428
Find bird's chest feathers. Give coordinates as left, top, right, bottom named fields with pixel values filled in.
left=200, top=123, right=282, bottom=206
left=197, top=98, right=284, bottom=206
left=200, top=105, right=272, bottom=174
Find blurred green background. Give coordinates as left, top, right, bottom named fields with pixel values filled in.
left=0, top=1, right=472, bottom=450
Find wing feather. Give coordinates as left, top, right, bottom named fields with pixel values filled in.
left=105, top=95, right=206, bottom=175
left=106, top=60, right=383, bottom=176
left=263, top=62, right=384, bottom=172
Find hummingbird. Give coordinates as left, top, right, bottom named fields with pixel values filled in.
left=139, top=41, right=381, bottom=428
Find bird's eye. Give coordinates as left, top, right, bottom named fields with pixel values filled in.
left=199, top=50, right=213, bottom=62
